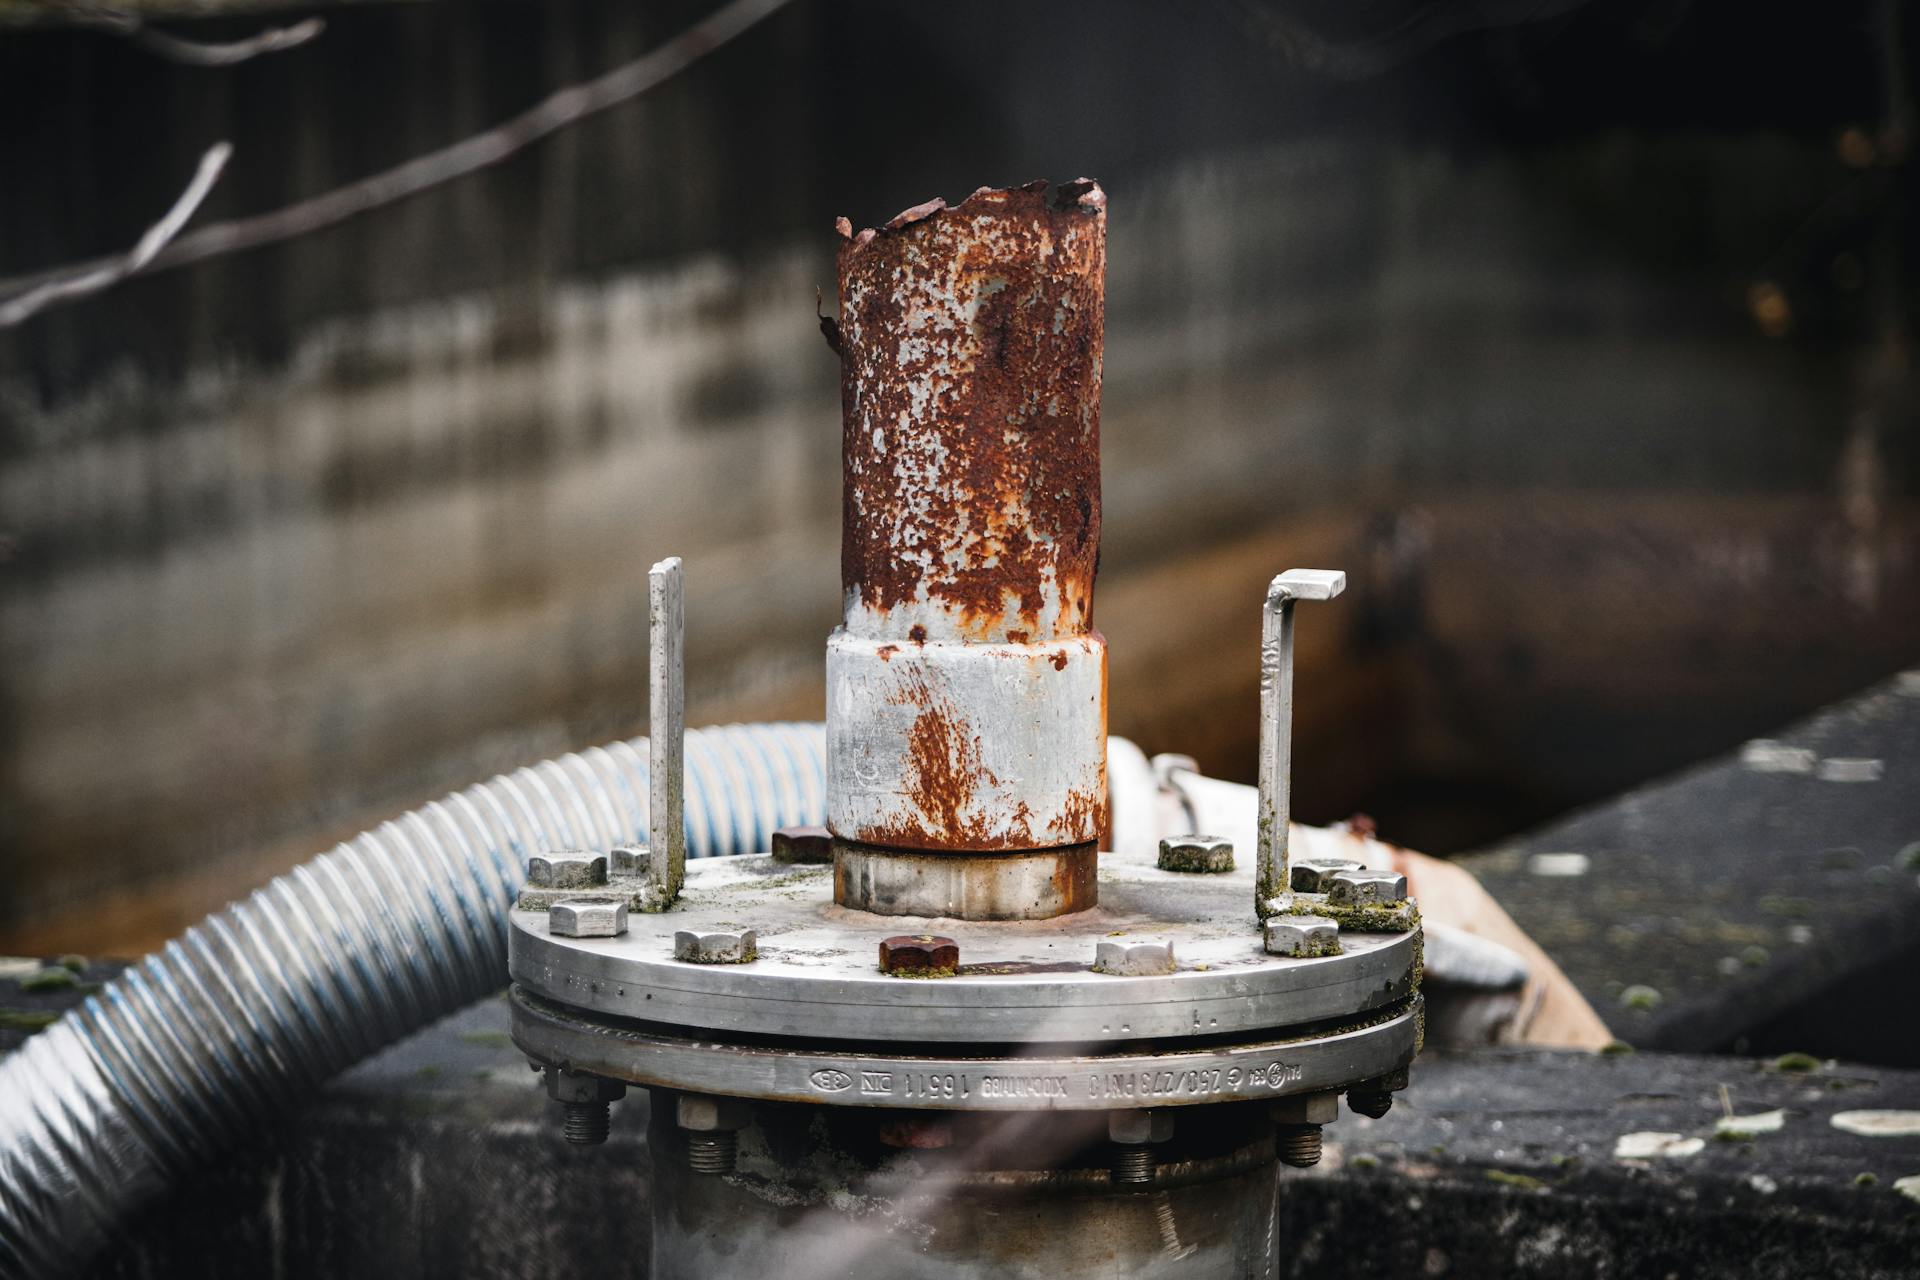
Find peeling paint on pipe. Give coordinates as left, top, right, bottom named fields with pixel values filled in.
left=826, top=181, right=1109, bottom=878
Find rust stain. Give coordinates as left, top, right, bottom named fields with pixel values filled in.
left=876, top=644, right=898, bottom=662
left=1048, top=784, right=1101, bottom=843
left=1048, top=650, right=1067, bottom=671
left=909, top=624, right=928, bottom=643
left=863, top=671, right=1035, bottom=850
left=836, top=180, right=1105, bottom=644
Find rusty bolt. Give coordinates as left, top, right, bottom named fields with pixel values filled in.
left=1093, top=940, right=1176, bottom=977
left=1328, top=869, right=1408, bottom=906
left=674, top=929, right=757, bottom=965
left=1271, top=1094, right=1338, bottom=1172
left=550, top=899, right=628, bottom=938
left=1347, top=1088, right=1394, bottom=1120
left=527, top=851, right=607, bottom=890
left=1157, top=834, right=1235, bottom=874
left=879, top=934, right=960, bottom=977
left=771, top=824, right=833, bottom=865
left=1347, top=1066, right=1409, bottom=1119
left=1276, top=1124, right=1324, bottom=1168
left=1290, top=856, right=1363, bottom=894
left=1264, top=915, right=1339, bottom=958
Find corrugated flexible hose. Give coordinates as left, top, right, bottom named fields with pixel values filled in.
left=0, top=722, right=827, bottom=1279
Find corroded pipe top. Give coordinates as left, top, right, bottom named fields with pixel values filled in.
left=835, top=179, right=1106, bottom=645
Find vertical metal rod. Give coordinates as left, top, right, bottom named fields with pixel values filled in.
left=650, top=556, right=686, bottom=902
left=1255, top=569, right=1346, bottom=920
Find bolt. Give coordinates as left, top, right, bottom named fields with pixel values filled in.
left=564, top=1101, right=611, bottom=1145
left=1270, top=1091, right=1339, bottom=1126
left=1275, top=1124, right=1324, bottom=1168
left=610, top=844, right=646, bottom=876
left=879, top=934, right=960, bottom=977
left=1264, top=914, right=1340, bottom=958
left=1111, top=1144, right=1156, bottom=1186
left=677, top=1094, right=749, bottom=1175
left=771, top=824, right=834, bottom=865
left=1108, top=1110, right=1173, bottom=1187
left=1347, top=1088, right=1393, bottom=1120
left=544, top=1068, right=625, bottom=1146
left=1290, top=856, right=1363, bottom=893
left=1328, top=869, right=1409, bottom=906
left=1157, top=834, right=1234, bottom=874
left=687, top=1132, right=738, bottom=1174
left=550, top=899, right=628, bottom=938
left=1093, top=940, right=1176, bottom=977
left=1347, top=1067, right=1409, bottom=1119
left=1257, top=569, right=1346, bottom=919
left=1108, top=1109, right=1175, bottom=1145
left=673, top=929, right=757, bottom=964
left=526, top=851, right=607, bottom=890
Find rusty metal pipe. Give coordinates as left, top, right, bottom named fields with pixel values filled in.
left=826, top=180, right=1109, bottom=917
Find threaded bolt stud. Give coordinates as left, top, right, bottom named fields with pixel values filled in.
left=1347, top=1088, right=1393, bottom=1120
left=563, top=1099, right=611, bottom=1146
left=1276, top=1124, right=1323, bottom=1168
left=1111, top=1143, right=1156, bottom=1186
left=687, top=1131, right=738, bottom=1174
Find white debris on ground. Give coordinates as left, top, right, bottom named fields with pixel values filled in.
left=1614, top=1132, right=1706, bottom=1159
left=1830, top=1111, right=1920, bottom=1137
left=1715, top=1110, right=1786, bottom=1138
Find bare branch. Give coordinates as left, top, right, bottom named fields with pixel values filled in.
left=0, top=0, right=791, bottom=328
left=68, top=5, right=326, bottom=67
left=0, top=142, right=231, bottom=328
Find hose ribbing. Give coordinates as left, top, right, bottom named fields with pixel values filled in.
left=0, top=721, right=826, bottom=1279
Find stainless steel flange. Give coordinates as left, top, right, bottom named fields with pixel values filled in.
left=508, top=851, right=1419, bottom=1045
left=509, top=985, right=1421, bottom=1112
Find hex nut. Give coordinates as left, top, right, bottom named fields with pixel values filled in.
left=1264, top=914, right=1340, bottom=958
left=676, top=1094, right=750, bottom=1133
left=1093, top=940, right=1176, bottom=977
left=1108, top=1110, right=1176, bottom=1144
left=1328, top=869, right=1409, bottom=906
left=1270, top=1091, right=1339, bottom=1125
left=674, top=929, right=758, bottom=965
left=527, top=851, right=608, bottom=890
left=610, top=844, right=647, bottom=876
left=879, top=934, right=960, bottom=977
left=771, top=824, right=834, bottom=865
left=1290, top=856, right=1363, bottom=893
left=551, top=898, right=628, bottom=938
left=544, top=1067, right=625, bottom=1104
left=1157, top=834, right=1235, bottom=874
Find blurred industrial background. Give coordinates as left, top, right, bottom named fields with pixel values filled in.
left=2, top=0, right=1916, bottom=962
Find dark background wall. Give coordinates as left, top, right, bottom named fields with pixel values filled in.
left=2, top=0, right=1916, bottom=952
